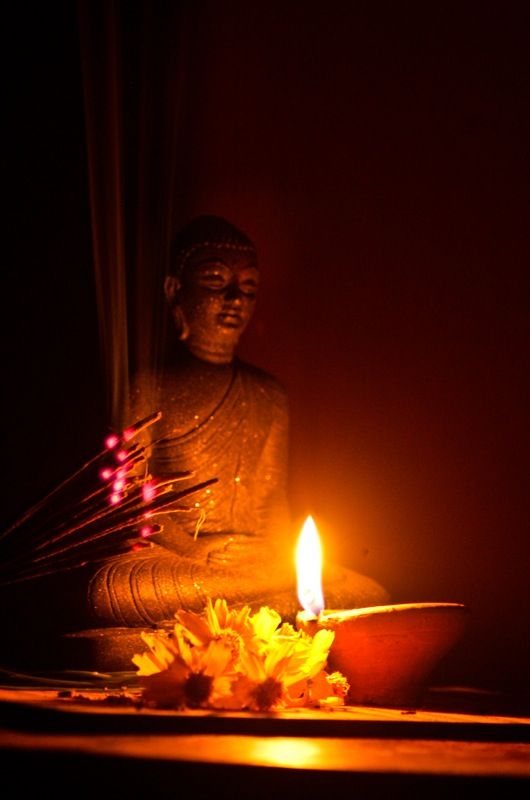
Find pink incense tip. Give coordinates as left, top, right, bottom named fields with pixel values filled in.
left=142, top=481, right=157, bottom=503
left=99, top=467, right=113, bottom=481
left=105, top=434, right=119, bottom=450
left=116, top=449, right=128, bottom=463
left=113, top=478, right=125, bottom=491
left=132, top=539, right=152, bottom=552
left=109, top=492, right=122, bottom=505
left=140, top=525, right=153, bottom=538
left=122, top=427, right=135, bottom=442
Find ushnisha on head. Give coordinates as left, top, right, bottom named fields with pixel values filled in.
left=165, top=216, right=259, bottom=364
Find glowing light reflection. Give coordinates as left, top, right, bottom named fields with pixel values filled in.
left=249, top=738, right=321, bottom=768
left=142, top=482, right=156, bottom=502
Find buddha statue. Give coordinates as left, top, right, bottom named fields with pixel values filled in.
left=86, top=215, right=389, bottom=630
left=1, top=215, right=390, bottom=672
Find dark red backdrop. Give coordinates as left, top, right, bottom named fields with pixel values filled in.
left=4, top=1, right=529, bottom=697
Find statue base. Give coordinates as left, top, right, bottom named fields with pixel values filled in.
left=62, top=628, right=149, bottom=673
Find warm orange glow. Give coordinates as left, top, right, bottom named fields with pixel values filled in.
left=296, top=515, right=325, bottom=616
left=249, top=738, right=321, bottom=768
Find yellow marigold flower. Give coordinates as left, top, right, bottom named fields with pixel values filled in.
left=174, top=597, right=256, bottom=665
left=233, top=627, right=335, bottom=711
left=132, top=630, right=178, bottom=676
left=138, top=637, right=236, bottom=710
left=249, top=605, right=283, bottom=644
left=306, top=670, right=348, bottom=707
left=175, top=598, right=250, bottom=642
left=285, top=668, right=350, bottom=708
left=302, top=628, right=336, bottom=679
left=268, top=626, right=335, bottom=684
left=139, top=659, right=188, bottom=708
left=326, top=670, right=350, bottom=700
left=131, top=598, right=347, bottom=712
left=248, top=676, right=284, bottom=711
left=207, top=598, right=253, bottom=635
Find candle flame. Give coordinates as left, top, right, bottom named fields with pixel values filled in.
left=296, top=515, right=325, bottom=616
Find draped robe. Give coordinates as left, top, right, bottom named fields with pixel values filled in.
left=88, top=357, right=295, bottom=626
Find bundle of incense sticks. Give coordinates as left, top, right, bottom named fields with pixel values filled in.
left=0, top=411, right=217, bottom=584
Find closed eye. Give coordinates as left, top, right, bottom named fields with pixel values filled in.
left=198, top=273, right=228, bottom=289
left=239, top=279, right=258, bottom=296
left=195, top=264, right=231, bottom=289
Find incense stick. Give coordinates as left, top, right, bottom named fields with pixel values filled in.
left=0, top=411, right=218, bottom=585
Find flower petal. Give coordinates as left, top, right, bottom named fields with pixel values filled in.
left=250, top=606, right=282, bottom=642
left=175, top=609, right=213, bottom=645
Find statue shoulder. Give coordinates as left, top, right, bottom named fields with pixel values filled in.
left=236, top=359, right=289, bottom=414
left=127, top=368, right=170, bottom=428
left=129, top=368, right=159, bottom=405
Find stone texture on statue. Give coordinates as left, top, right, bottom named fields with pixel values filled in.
left=88, top=348, right=295, bottom=625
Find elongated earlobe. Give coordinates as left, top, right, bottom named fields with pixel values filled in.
left=164, top=275, right=180, bottom=304
left=174, top=306, right=190, bottom=341
left=164, top=275, right=189, bottom=340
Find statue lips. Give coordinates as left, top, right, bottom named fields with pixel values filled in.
left=217, top=309, right=245, bottom=328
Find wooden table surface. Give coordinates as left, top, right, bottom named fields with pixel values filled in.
left=1, top=685, right=529, bottom=797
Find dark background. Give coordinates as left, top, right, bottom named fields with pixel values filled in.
left=3, top=1, right=529, bottom=698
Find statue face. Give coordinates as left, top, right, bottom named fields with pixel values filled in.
left=174, top=245, right=259, bottom=363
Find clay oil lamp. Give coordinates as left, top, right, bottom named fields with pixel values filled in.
left=295, top=516, right=470, bottom=708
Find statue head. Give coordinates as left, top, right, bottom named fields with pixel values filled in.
left=165, top=216, right=259, bottom=364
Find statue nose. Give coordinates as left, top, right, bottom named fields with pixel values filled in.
left=225, top=283, right=244, bottom=302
